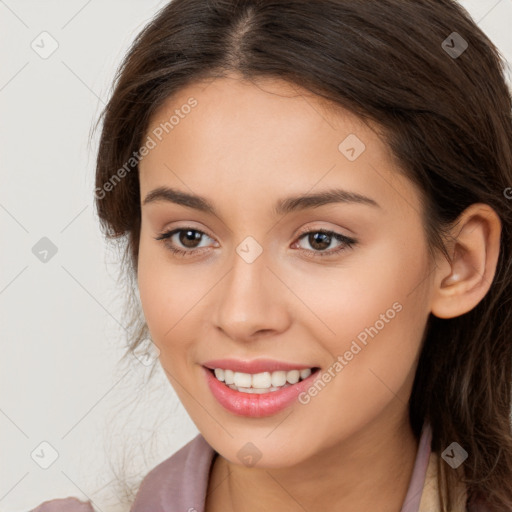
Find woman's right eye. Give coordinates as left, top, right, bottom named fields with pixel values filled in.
left=154, top=227, right=216, bottom=257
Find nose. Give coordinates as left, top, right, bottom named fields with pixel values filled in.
left=213, top=247, right=291, bottom=343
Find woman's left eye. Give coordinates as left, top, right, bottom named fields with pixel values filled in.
left=293, top=229, right=357, bottom=258
left=154, top=227, right=357, bottom=259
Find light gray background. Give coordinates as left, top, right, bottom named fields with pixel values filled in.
left=1, top=1, right=511, bottom=511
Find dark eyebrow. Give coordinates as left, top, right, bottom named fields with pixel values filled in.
left=273, top=188, right=380, bottom=215
left=142, top=186, right=380, bottom=215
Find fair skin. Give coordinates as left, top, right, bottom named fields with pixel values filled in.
left=136, top=74, right=501, bottom=512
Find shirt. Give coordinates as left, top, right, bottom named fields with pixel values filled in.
left=30, top=422, right=488, bottom=512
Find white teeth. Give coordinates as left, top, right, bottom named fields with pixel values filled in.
left=224, top=369, right=234, bottom=384
left=286, top=369, right=300, bottom=384
left=228, top=384, right=290, bottom=394
left=300, top=368, right=312, bottom=380
left=252, top=372, right=271, bottom=388
left=233, top=371, right=252, bottom=388
left=271, top=371, right=287, bottom=387
left=212, top=367, right=315, bottom=389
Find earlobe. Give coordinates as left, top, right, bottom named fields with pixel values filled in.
left=430, top=204, right=501, bottom=319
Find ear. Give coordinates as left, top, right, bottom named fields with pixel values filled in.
left=430, top=203, right=502, bottom=319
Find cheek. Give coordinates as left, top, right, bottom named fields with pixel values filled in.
left=289, top=238, right=431, bottom=437
left=137, top=239, right=167, bottom=338
left=137, top=234, right=184, bottom=351
left=298, top=303, right=427, bottom=451
left=292, top=232, right=429, bottom=345
left=137, top=234, right=214, bottom=364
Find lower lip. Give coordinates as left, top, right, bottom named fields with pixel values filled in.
left=203, top=366, right=320, bottom=418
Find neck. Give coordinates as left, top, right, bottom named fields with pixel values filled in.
left=205, top=413, right=419, bottom=512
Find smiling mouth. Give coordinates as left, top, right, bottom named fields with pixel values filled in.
left=206, top=367, right=321, bottom=394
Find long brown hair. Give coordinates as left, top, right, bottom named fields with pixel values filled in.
left=94, top=1, right=512, bottom=509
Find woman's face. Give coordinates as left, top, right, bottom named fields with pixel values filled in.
left=137, top=74, right=436, bottom=467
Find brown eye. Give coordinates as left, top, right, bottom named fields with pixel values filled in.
left=177, top=229, right=203, bottom=248
left=307, top=232, right=332, bottom=251
left=154, top=226, right=357, bottom=259
left=294, top=229, right=357, bottom=259
left=155, top=227, right=216, bottom=257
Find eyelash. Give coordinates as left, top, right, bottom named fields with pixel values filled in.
left=154, top=226, right=357, bottom=259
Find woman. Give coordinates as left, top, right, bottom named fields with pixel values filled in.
left=33, top=0, right=512, bottom=510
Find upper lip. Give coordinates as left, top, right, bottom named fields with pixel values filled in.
left=202, top=358, right=317, bottom=374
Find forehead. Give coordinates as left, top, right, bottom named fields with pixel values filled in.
left=139, top=74, right=420, bottom=221
left=146, top=74, right=369, bottom=150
